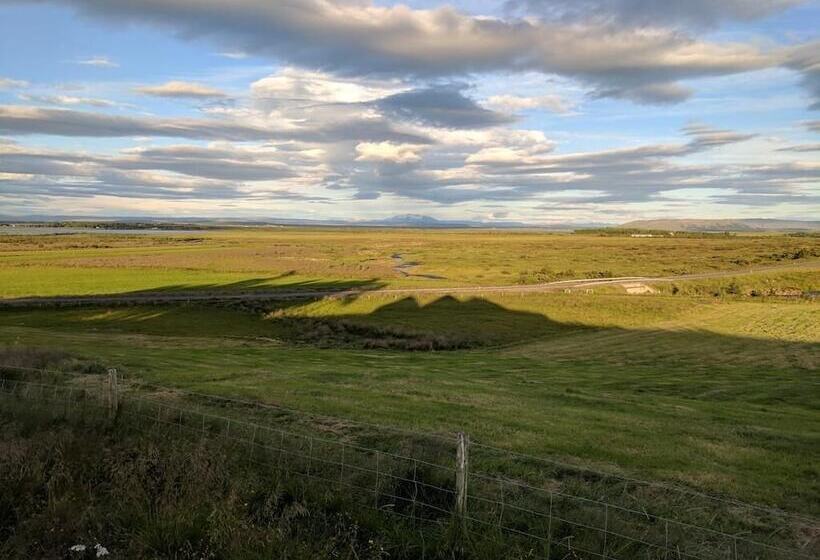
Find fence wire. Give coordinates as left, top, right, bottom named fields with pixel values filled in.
left=0, top=370, right=816, bottom=560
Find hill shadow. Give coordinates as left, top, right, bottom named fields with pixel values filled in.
left=1, top=273, right=388, bottom=309
left=261, top=295, right=818, bottom=373
left=124, top=272, right=385, bottom=298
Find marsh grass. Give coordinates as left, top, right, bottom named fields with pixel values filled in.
left=1, top=228, right=817, bottom=297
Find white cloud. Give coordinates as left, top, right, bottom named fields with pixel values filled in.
left=18, top=93, right=116, bottom=108
left=355, top=142, right=423, bottom=163
left=484, top=94, right=572, bottom=114
left=135, top=80, right=227, bottom=99
left=217, top=50, right=249, bottom=59
left=0, top=77, right=29, bottom=90
left=38, top=0, right=798, bottom=105
left=252, top=68, right=405, bottom=104
left=75, top=56, right=119, bottom=68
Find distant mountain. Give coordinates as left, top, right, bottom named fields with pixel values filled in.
left=620, top=219, right=820, bottom=232
left=366, top=214, right=456, bottom=226
left=0, top=214, right=598, bottom=230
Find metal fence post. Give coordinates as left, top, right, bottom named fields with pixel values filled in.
left=107, top=368, right=118, bottom=419
left=456, top=432, right=470, bottom=525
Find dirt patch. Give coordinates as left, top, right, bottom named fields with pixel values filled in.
left=622, top=283, right=658, bottom=295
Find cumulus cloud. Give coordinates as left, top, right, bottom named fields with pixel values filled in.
left=252, top=68, right=404, bottom=105
left=377, top=85, right=514, bottom=129
left=484, top=94, right=572, bottom=114
left=355, top=142, right=423, bottom=164
left=0, top=140, right=330, bottom=201
left=1, top=3, right=816, bottom=218
left=505, top=0, right=802, bottom=28
left=135, top=80, right=228, bottom=99
left=19, top=0, right=794, bottom=105
left=348, top=122, right=785, bottom=205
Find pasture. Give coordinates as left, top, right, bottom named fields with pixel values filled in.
left=0, top=227, right=818, bottom=517
left=0, top=228, right=817, bottom=297
left=0, top=227, right=818, bottom=552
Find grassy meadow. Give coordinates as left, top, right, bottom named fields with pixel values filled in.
left=0, top=227, right=818, bottom=546
left=0, top=228, right=818, bottom=297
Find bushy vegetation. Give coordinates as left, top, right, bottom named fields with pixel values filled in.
left=0, top=409, right=465, bottom=560
left=661, top=270, right=818, bottom=298
left=516, top=267, right=614, bottom=284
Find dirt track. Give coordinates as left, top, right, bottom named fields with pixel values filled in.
left=0, top=261, right=816, bottom=308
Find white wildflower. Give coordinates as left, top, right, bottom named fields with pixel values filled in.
left=69, top=544, right=87, bottom=552
left=95, top=543, right=110, bottom=557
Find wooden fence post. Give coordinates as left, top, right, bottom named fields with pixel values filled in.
left=107, top=368, right=118, bottom=419
left=456, top=431, right=469, bottom=525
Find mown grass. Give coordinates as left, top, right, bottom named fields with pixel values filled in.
left=0, top=291, right=816, bottom=516
left=1, top=228, right=818, bottom=297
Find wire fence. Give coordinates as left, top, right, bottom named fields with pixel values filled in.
left=0, top=366, right=816, bottom=560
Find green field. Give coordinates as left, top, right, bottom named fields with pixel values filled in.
left=1, top=228, right=818, bottom=297
left=0, top=228, right=818, bottom=523
left=0, top=228, right=820, bottom=514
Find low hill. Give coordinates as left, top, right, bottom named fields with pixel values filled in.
left=620, top=218, right=820, bottom=232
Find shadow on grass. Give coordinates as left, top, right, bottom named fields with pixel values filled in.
left=1, top=290, right=816, bottom=371
left=0, top=273, right=389, bottom=309
left=255, top=295, right=819, bottom=371
left=126, top=271, right=386, bottom=296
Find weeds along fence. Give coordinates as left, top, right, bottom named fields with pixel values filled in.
left=0, top=366, right=816, bottom=560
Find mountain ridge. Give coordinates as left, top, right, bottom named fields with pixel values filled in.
left=620, top=219, right=820, bottom=232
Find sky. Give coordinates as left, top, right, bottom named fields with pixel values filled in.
left=0, top=0, right=818, bottom=224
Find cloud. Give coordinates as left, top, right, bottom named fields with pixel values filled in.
left=342, top=122, right=790, bottom=205
left=504, top=0, right=802, bottom=29
left=355, top=142, right=423, bottom=164
left=252, top=67, right=404, bottom=105
left=0, top=77, right=29, bottom=90
left=18, top=93, right=116, bottom=107
left=217, top=50, right=248, bottom=59
left=784, top=41, right=820, bottom=110
left=595, top=82, right=693, bottom=105
left=777, top=143, right=820, bottom=152
left=0, top=105, right=430, bottom=144
left=135, top=80, right=228, bottom=99
left=484, top=94, right=572, bottom=113
left=807, top=120, right=820, bottom=133
left=0, top=141, right=330, bottom=201
left=29, top=0, right=790, bottom=105
left=3, top=114, right=816, bottom=212
left=75, top=56, right=118, bottom=68
left=377, top=85, right=514, bottom=129
left=0, top=105, right=274, bottom=140
left=681, top=123, right=757, bottom=150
